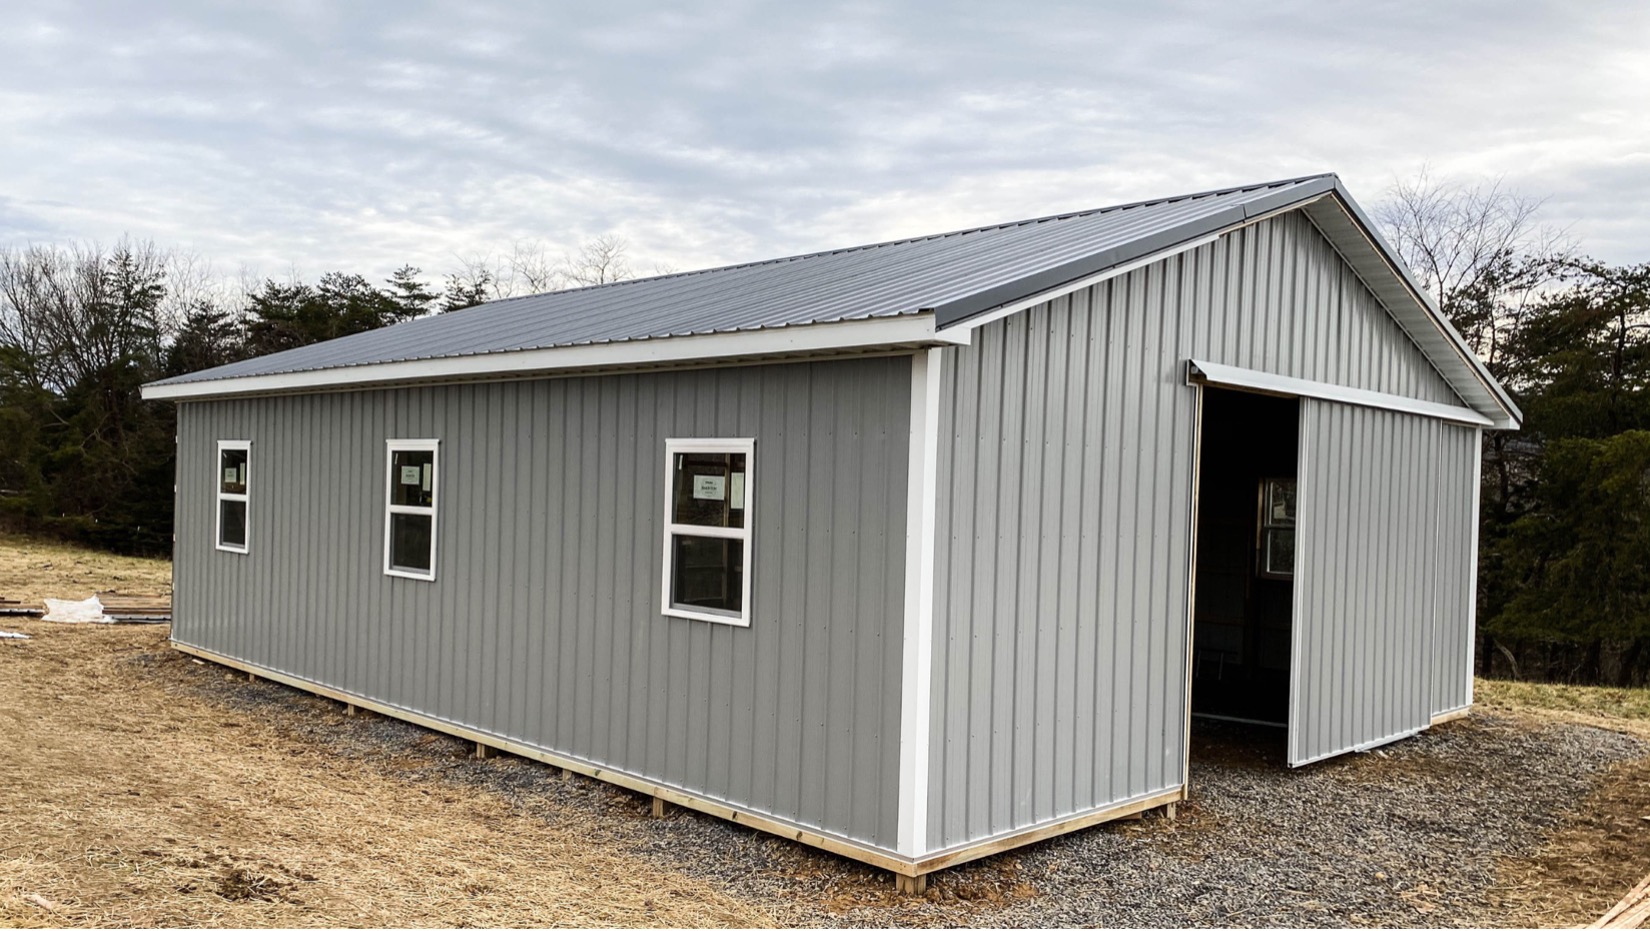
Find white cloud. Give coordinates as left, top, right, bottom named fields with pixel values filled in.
left=0, top=0, right=1644, bottom=294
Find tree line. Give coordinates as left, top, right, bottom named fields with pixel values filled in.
left=0, top=236, right=641, bottom=553
left=1378, top=173, right=1650, bottom=683
left=2, top=180, right=1646, bottom=683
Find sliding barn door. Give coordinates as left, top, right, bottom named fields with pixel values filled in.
left=1288, top=399, right=1449, bottom=766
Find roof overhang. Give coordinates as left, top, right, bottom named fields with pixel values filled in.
left=140, top=314, right=964, bottom=402
left=926, top=177, right=1521, bottom=430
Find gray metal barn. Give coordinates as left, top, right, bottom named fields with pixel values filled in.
left=142, top=174, right=1519, bottom=885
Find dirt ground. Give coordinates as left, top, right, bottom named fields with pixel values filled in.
left=4, top=533, right=1650, bottom=928
left=0, top=619, right=772, bottom=928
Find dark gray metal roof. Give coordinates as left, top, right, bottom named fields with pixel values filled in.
left=149, top=175, right=1338, bottom=388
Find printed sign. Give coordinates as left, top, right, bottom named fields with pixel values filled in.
left=692, top=474, right=726, bottom=501
left=729, top=472, right=745, bottom=509
left=224, top=467, right=239, bottom=485
left=421, top=463, right=432, bottom=492
left=400, top=465, right=422, bottom=486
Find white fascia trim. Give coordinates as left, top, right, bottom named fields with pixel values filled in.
left=1186, top=359, right=1495, bottom=427
left=897, top=347, right=942, bottom=857
left=938, top=234, right=1222, bottom=336
left=143, top=315, right=967, bottom=401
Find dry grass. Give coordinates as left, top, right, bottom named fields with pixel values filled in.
left=6, top=532, right=1650, bottom=928
left=0, top=619, right=773, bottom=928
left=1476, top=677, right=1650, bottom=739
left=1490, top=747, right=1650, bottom=928
left=0, top=532, right=172, bottom=604
left=1472, top=679, right=1650, bottom=927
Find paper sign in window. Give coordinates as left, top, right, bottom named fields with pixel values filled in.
left=729, top=472, right=745, bottom=509
left=421, top=463, right=432, bottom=492
left=400, top=465, right=422, bottom=485
left=224, top=467, right=238, bottom=484
left=693, top=474, right=726, bottom=500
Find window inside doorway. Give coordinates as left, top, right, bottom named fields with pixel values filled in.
left=1258, top=477, right=1296, bottom=580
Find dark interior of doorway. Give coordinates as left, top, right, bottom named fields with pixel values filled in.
left=1191, top=387, right=1299, bottom=727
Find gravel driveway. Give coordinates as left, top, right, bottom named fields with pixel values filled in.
left=192, top=662, right=1644, bottom=928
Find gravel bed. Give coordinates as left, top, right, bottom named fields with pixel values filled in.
left=169, top=655, right=1646, bottom=928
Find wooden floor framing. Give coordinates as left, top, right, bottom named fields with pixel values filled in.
left=172, top=640, right=1185, bottom=884
left=1593, top=872, right=1650, bottom=930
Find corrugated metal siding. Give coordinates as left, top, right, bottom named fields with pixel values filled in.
left=926, top=211, right=1466, bottom=851
left=1290, top=400, right=1455, bottom=765
left=173, top=357, right=909, bottom=848
left=1430, top=425, right=1482, bottom=716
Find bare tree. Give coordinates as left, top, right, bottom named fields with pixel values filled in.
left=507, top=239, right=560, bottom=293
left=558, top=234, right=632, bottom=287
left=1373, top=168, right=1573, bottom=373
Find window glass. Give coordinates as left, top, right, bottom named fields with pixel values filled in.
left=1264, top=479, right=1296, bottom=526
left=220, top=499, right=247, bottom=548
left=1258, top=477, right=1296, bottom=579
left=670, top=535, right=744, bottom=615
left=389, top=512, right=433, bottom=573
left=662, top=440, right=753, bottom=625
left=1263, top=527, right=1294, bottom=576
left=390, top=448, right=435, bottom=508
left=220, top=448, right=248, bottom=495
left=671, top=452, right=746, bottom=528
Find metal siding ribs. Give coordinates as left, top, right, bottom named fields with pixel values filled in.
left=170, top=356, right=910, bottom=849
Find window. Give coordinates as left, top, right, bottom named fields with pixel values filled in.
left=1257, top=477, right=1296, bottom=580
left=661, top=438, right=753, bottom=626
left=216, top=440, right=250, bottom=553
left=384, top=439, right=439, bottom=581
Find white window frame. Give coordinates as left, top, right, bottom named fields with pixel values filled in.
left=215, top=439, right=251, bottom=554
left=384, top=438, right=440, bottom=582
left=661, top=437, right=754, bottom=627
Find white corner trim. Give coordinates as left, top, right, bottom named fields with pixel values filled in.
left=936, top=233, right=1221, bottom=335
left=1464, top=427, right=1483, bottom=709
left=1186, top=359, right=1495, bottom=427
left=897, top=347, right=942, bottom=857
left=143, top=315, right=968, bottom=401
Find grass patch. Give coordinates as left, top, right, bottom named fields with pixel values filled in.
left=1476, top=677, right=1650, bottom=732
left=0, top=531, right=172, bottom=604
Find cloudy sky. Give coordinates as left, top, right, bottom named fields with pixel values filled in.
left=2, top=0, right=1645, bottom=287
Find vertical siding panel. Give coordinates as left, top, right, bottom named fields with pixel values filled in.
left=924, top=209, right=1484, bottom=849
left=1009, top=305, right=1043, bottom=828
left=175, top=359, right=908, bottom=850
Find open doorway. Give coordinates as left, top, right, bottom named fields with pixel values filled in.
left=1190, top=387, right=1300, bottom=727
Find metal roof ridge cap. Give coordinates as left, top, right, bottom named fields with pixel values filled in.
left=925, top=202, right=1259, bottom=327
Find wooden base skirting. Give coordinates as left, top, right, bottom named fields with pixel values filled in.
left=1431, top=707, right=1471, bottom=726
left=173, top=639, right=1184, bottom=879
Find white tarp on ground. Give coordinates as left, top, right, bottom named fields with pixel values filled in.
left=42, top=595, right=106, bottom=623
left=0, top=629, right=28, bottom=640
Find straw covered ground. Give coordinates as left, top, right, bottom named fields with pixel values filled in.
left=4, top=532, right=1650, bottom=928
left=0, top=617, right=774, bottom=928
